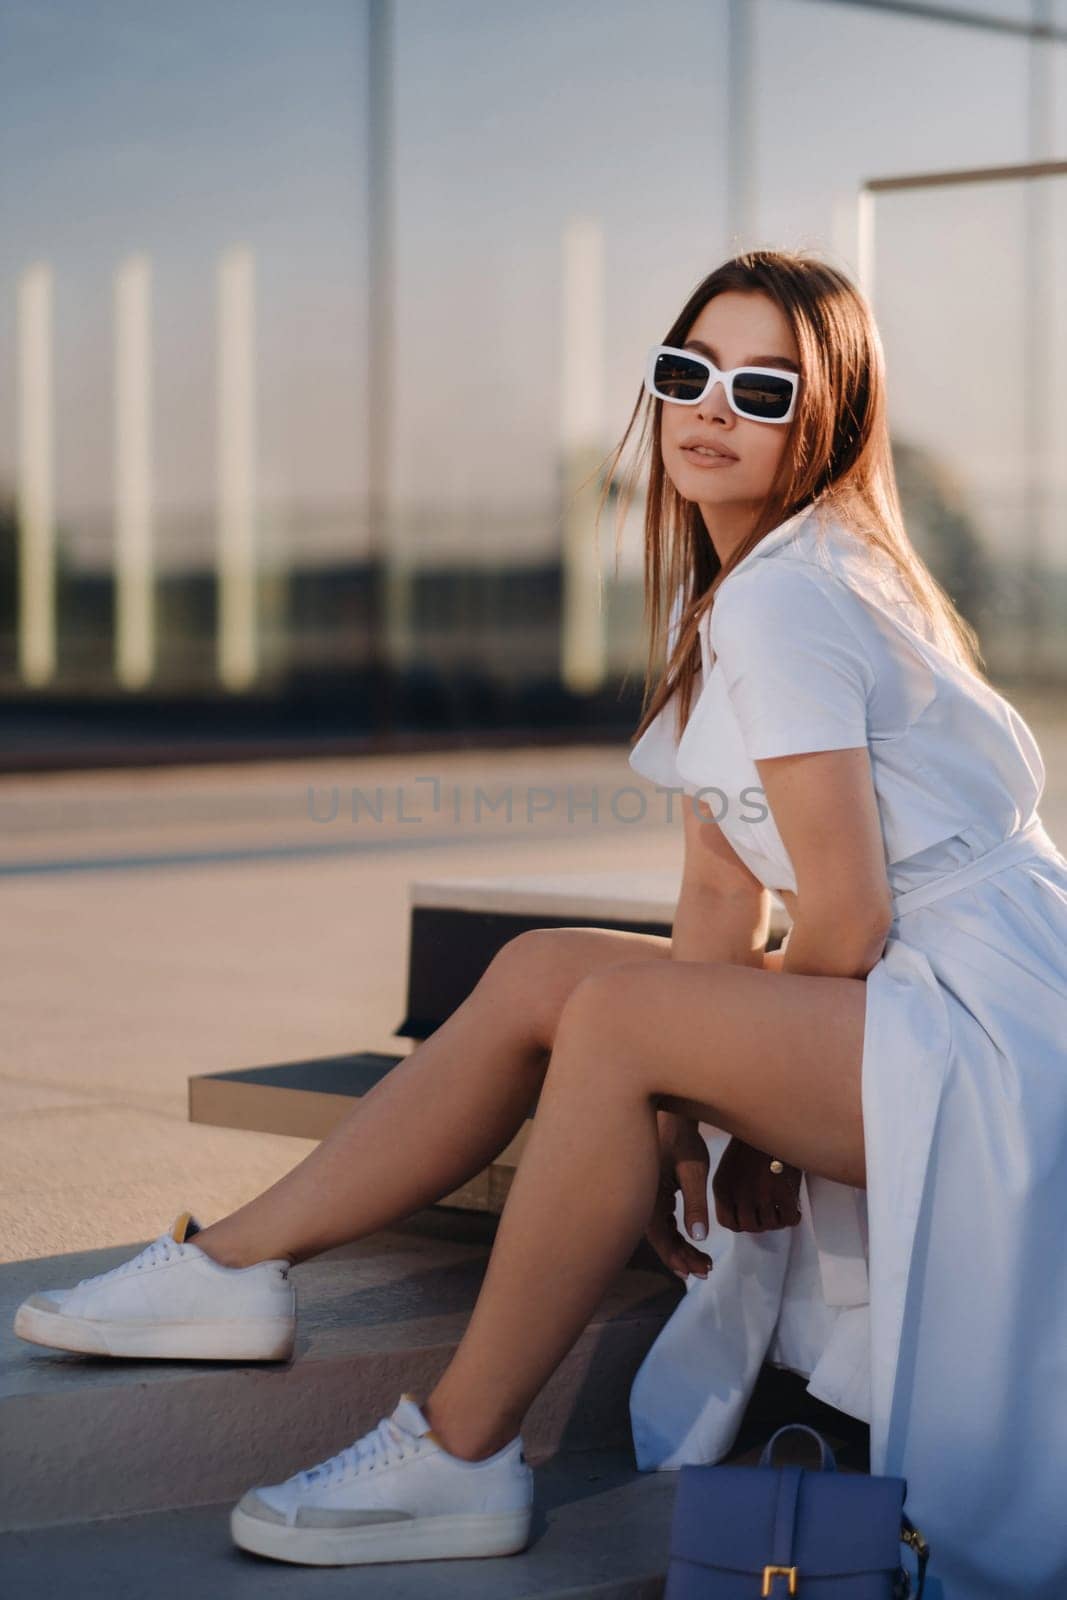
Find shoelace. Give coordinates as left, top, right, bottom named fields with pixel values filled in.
left=297, top=1416, right=422, bottom=1488
left=74, top=1234, right=185, bottom=1290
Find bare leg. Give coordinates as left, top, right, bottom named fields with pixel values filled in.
left=421, top=954, right=866, bottom=1461
left=193, top=928, right=672, bottom=1269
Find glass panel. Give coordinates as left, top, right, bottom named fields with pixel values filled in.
left=0, top=0, right=730, bottom=719
left=0, top=0, right=369, bottom=697
left=751, top=0, right=1030, bottom=253
left=389, top=0, right=731, bottom=696
left=869, top=169, right=1066, bottom=677
left=3, top=0, right=1057, bottom=724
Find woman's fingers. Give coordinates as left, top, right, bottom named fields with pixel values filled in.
left=764, top=1171, right=803, bottom=1228
left=646, top=1188, right=712, bottom=1278
left=676, top=1152, right=710, bottom=1243
left=711, top=1138, right=803, bottom=1234
left=670, top=1223, right=712, bottom=1276
left=715, top=1184, right=802, bottom=1232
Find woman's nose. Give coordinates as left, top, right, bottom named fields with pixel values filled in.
left=698, top=381, right=732, bottom=421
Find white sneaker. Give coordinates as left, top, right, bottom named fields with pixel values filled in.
left=12, top=1210, right=295, bottom=1361
left=231, top=1393, right=534, bottom=1566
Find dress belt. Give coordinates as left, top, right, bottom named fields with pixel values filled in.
left=889, top=815, right=1058, bottom=920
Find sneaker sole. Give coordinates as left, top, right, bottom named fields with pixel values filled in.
left=13, top=1302, right=295, bottom=1361
left=230, top=1503, right=533, bottom=1565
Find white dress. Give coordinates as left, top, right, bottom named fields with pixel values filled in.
left=625, top=496, right=1067, bottom=1599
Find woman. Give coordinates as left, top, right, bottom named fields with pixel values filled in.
left=14, top=250, right=1067, bottom=1595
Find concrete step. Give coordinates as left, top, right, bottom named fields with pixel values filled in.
left=0, top=1449, right=677, bottom=1600
left=1, top=1208, right=684, bottom=1533
left=0, top=1411, right=869, bottom=1600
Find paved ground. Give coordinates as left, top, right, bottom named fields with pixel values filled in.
left=3, top=685, right=1065, bottom=1266
left=1, top=740, right=686, bottom=1264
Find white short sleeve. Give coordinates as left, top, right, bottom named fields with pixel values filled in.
left=710, top=564, right=874, bottom=760
left=627, top=583, right=690, bottom=788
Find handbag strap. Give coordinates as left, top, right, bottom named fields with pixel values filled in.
left=759, top=1423, right=838, bottom=1472
left=770, top=1463, right=804, bottom=1579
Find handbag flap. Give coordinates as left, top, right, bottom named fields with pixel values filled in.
left=670, top=1463, right=906, bottom=1577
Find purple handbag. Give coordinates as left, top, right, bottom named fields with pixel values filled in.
left=664, top=1423, right=929, bottom=1598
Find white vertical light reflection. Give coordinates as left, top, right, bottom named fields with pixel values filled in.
left=830, top=189, right=863, bottom=278
left=16, top=262, right=56, bottom=686
left=216, top=245, right=258, bottom=690
left=114, top=252, right=155, bottom=688
left=856, top=187, right=877, bottom=305
left=559, top=216, right=606, bottom=695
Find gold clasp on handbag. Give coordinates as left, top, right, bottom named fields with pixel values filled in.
left=899, top=1514, right=930, bottom=1597
left=762, top=1566, right=799, bottom=1596
left=901, top=1520, right=929, bottom=1560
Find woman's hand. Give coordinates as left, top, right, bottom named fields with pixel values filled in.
left=646, top=1110, right=713, bottom=1281
left=712, top=1135, right=803, bottom=1232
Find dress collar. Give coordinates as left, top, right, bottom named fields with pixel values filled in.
left=696, top=497, right=825, bottom=674
left=718, top=496, right=824, bottom=585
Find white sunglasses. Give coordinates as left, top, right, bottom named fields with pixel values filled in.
left=644, top=343, right=799, bottom=424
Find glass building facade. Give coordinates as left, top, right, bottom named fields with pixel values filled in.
left=1, top=0, right=1064, bottom=753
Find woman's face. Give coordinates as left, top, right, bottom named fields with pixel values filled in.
left=659, top=289, right=800, bottom=543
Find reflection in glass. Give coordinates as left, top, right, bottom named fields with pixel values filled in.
left=868, top=166, right=1065, bottom=679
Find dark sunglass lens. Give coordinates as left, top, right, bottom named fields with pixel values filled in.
left=653, top=351, right=708, bottom=401
left=732, top=371, right=794, bottom=419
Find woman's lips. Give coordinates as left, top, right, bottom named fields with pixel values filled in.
left=682, top=446, right=738, bottom=467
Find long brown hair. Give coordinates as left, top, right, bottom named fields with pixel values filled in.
left=596, top=249, right=988, bottom=748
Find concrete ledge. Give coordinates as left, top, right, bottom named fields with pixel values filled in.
left=398, top=872, right=790, bottom=1040
left=188, top=1052, right=531, bottom=1211
left=410, top=870, right=791, bottom=932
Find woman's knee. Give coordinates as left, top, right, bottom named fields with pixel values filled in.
left=482, top=928, right=671, bottom=1054
left=485, top=926, right=571, bottom=986
left=481, top=928, right=595, bottom=1052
